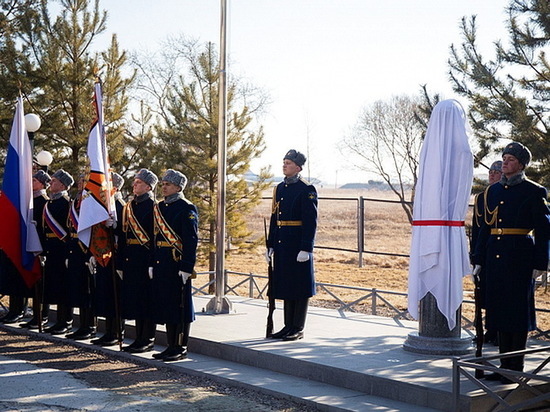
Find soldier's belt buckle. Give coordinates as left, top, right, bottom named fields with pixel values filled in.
left=497, top=228, right=503, bottom=235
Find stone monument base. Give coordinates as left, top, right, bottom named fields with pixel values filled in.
left=403, top=330, right=473, bottom=355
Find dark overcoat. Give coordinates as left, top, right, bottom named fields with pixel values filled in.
left=94, top=196, right=125, bottom=318
left=473, top=178, right=550, bottom=333
left=42, top=193, right=71, bottom=304
left=267, top=178, right=318, bottom=300
left=118, top=195, right=154, bottom=320
left=151, top=196, right=198, bottom=325
left=65, top=199, right=93, bottom=308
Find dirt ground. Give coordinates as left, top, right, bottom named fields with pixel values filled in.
left=0, top=326, right=313, bottom=412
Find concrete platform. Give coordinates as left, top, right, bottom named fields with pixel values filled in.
left=3, top=295, right=550, bottom=411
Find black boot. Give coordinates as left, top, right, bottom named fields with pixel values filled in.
left=161, top=322, right=188, bottom=362
left=1, top=296, right=27, bottom=324
left=283, top=298, right=308, bottom=341
left=127, top=318, right=155, bottom=353
left=20, top=300, right=49, bottom=329
left=92, top=317, right=123, bottom=346
left=45, top=305, right=73, bottom=334
left=66, top=307, right=96, bottom=340
left=271, top=300, right=294, bottom=339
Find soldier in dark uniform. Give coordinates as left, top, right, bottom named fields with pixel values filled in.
left=20, top=170, right=51, bottom=329
left=43, top=169, right=74, bottom=335
left=472, top=142, right=550, bottom=383
left=65, top=175, right=96, bottom=340
left=92, top=172, right=126, bottom=346
left=0, top=252, right=29, bottom=324
left=150, top=169, right=198, bottom=362
left=118, top=168, right=157, bottom=353
left=267, top=149, right=318, bottom=341
left=471, top=160, right=502, bottom=345
left=0, top=173, right=52, bottom=324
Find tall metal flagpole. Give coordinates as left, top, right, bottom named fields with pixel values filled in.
left=206, top=0, right=232, bottom=314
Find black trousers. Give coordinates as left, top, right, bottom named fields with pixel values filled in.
left=283, top=298, right=309, bottom=331
left=498, top=331, right=528, bottom=371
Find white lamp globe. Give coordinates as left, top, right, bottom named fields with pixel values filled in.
left=24, top=113, right=41, bottom=133
left=36, top=150, right=53, bottom=166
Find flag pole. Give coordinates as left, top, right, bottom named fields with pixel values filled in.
left=206, top=0, right=232, bottom=314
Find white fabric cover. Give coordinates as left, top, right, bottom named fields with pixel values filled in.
left=407, top=99, right=473, bottom=330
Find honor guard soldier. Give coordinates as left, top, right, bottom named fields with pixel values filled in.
left=471, top=160, right=502, bottom=346
left=43, top=169, right=74, bottom=335
left=267, top=149, right=318, bottom=341
left=118, top=168, right=158, bottom=353
left=150, top=169, right=198, bottom=362
left=92, top=172, right=126, bottom=346
left=65, top=175, right=96, bottom=340
left=20, top=170, right=51, bottom=329
left=472, top=142, right=550, bottom=383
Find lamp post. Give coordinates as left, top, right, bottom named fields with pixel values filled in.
left=36, top=150, right=53, bottom=173
left=24, top=113, right=41, bottom=153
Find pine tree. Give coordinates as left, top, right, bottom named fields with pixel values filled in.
left=449, top=0, right=550, bottom=185
left=7, top=0, right=133, bottom=178
left=133, top=38, right=272, bottom=283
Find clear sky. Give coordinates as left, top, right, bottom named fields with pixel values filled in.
left=98, top=0, right=509, bottom=185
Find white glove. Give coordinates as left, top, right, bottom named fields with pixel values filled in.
left=179, top=271, right=192, bottom=285
left=39, top=255, right=46, bottom=265
left=148, top=267, right=153, bottom=279
left=472, top=265, right=482, bottom=276
left=116, top=270, right=123, bottom=280
left=265, top=248, right=274, bottom=263
left=533, top=269, right=546, bottom=280
left=297, top=250, right=310, bottom=262
left=105, top=215, right=116, bottom=228
left=87, top=256, right=97, bottom=274
left=65, top=258, right=69, bottom=268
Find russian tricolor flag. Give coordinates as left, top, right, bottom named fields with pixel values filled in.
left=0, top=96, right=43, bottom=288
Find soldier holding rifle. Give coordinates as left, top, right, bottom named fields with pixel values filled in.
left=266, top=149, right=318, bottom=341
left=150, top=169, right=198, bottom=362
left=472, top=142, right=550, bottom=383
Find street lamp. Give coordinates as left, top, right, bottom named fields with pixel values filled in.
left=24, top=113, right=41, bottom=153
left=36, top=150, right=53, bottom=172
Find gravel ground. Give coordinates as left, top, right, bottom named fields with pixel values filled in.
left=0, top=326, right=316, bottom=412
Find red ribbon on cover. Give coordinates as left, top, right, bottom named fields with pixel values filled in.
left=412, top=220, right=465, bottom=226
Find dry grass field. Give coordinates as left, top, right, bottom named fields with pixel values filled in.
left=208, top=187, right=550, bottom=336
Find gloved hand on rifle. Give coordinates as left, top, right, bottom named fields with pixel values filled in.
left=533, top=269, right=547, bottom=280
left=148, top=267, right=153, bottom=280
left=297, top=251, right=310, bottom=262
left=265, top=248, right=273, bottom=263
left=179, top=271, right=192, bottom=285
left=87, top=256, right=97, bottom=274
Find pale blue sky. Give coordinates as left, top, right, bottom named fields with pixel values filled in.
left=99, top=0, right=509, bottom=185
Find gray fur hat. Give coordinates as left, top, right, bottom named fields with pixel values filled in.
left=489, top=160, right=502, bottom=172
left=502, top=142, right=531, bottom=167
left=134, top=168, right=158, bottom=189
left=33, top=170, right=51, bottom=188
left=162, top=169, right=187, bottom=190
left=51, top=169, right=74, bottom=189
left=283, top=149, right=306, bottom=167
left=111, top=172, right=124, bottom=190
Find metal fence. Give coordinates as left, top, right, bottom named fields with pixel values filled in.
left=191, top=270, right=550, bottom=339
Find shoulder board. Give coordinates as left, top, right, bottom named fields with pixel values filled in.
left=299, top=177, right=312, bottom=186
left=62, top=193, right=70, bottom=201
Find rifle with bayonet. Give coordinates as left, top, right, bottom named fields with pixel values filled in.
left=264, top=218, right=275, bottom=338
left=473, top=270, right=484, bottom=379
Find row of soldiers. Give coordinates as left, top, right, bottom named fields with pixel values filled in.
left=0, top=167, right=198, bottom=362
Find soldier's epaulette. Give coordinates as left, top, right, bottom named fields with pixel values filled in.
left=62, top=193, right=70, bottom=201
left=299, top=177, right=313, bottom=186
left=525, top=178, right=545, bottom=189
left=40, top=193, right=49, bottom=201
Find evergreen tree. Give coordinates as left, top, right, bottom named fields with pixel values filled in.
left=449, top=0, right=550, bottom=185
left=133, top=38, right=272, bottom=281
left=0, top=1, right=40, bottom=153
left=3, top=0, right=133, bottom=178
